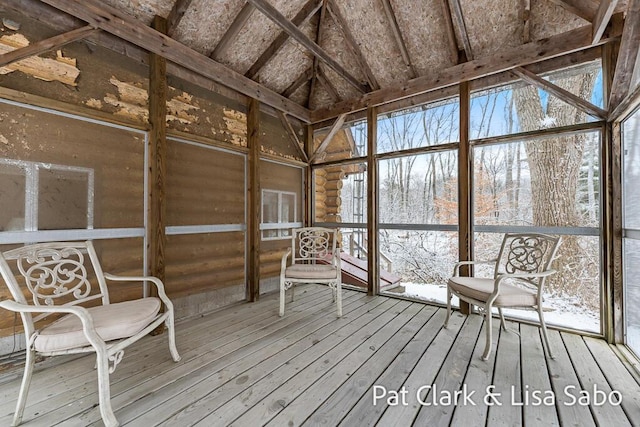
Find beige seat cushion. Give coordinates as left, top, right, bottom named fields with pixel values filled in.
left=34, top=298, right=161, bottom=353
left=448, top=277, right=537, bottom=307
left=285, top=264, right=338, bottom=279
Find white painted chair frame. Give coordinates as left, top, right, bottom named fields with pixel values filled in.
left=444, top=233, right=561, bottom=361
left=0, top=241, right=181, bottom=427
left=279, top=227, right=342, bottom=317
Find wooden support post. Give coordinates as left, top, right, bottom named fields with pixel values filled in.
left=304, top=125, right=314, bottom=226
left=367, top=107, right=379, bottom=296
left=609, top=121, right=624, bottom=343
left=148, top=15, right=168, bottom=292
left=603, top=43, right=624, bottom=343
left=458, top=81, right=473, bottom=314
left=247, top=98, right=261, bottom=302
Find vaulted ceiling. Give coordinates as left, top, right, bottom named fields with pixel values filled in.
left=3, top=0, right=640, bottom=124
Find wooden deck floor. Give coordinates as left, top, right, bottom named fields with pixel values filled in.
left=1, top=284, right=640, bottom=426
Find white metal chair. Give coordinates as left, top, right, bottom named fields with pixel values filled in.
left=0, top=241, right=181, bottom=427
left=280, top=227, right=342, bottom=317
left=444, top=233, right=561, bottom=361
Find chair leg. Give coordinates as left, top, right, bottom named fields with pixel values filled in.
left=165, top=309, right=181, bottom=362
left=336, top=282, right=342, bottom=317
left=444, top=287, right=452, bottom=328
left=291, top=284, right=295, bottom=303
left=482, top=304, right=493, bottom=361
left=11, top=348, right=35, bottom=426
left=537, top=305, right=555, bottom=359
left=498, top=308, right=507, bottom=331
left=96, top=351, right=119, bottom=427
left=279, top=280, right=286, bottom=317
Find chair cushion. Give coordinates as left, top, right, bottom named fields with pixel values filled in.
left=34, top=298, right=161, bottom=353
left=448, top=277, right=537, bottom=307
left=285, top=264, right=338, bottom=279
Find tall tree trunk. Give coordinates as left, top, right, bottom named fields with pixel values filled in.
left=512, top=71, right=598, bottom=299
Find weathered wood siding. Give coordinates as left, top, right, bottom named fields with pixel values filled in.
left=164, top=138, right=246, bottom=299
left=0, top=102, right=146, bottom=338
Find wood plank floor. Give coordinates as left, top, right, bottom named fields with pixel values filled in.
left=1, top=284, right=640, bottom=426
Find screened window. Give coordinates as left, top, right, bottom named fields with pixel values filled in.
left=0, top=158, right=94, bottom=232
left=261, top=189, right=297, bottom=240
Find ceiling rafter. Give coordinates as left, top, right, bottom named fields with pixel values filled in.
left=277, top=111, right=309, bottom=162
left=449, top=0, right=473, bottom=61
left=325, top=0, right=378, bottom=90
left=246, top=0, right=369, bottom=93
left=282, top=67, right=313, bottom=98
left=316, top=66, right=341, bottom=101
left=312, top=22, right=621, bottom=122
left=40, top=0, right=311, bottom=122
left=166, top=0, right=193, bottom=37
left=309, top=113, right=347, bottom=162
left=609, top=0, right=640, bottom=112
left=0, top=25, right=97, bottom=67
left=438, top=0, right=461, bottom=64
left=244, top=0, right=322, bottom=80
left=210, top=3, right=255, bottom=60
left=511, top=66, right=607, bottom=118
left=592, top=0, right=618, bottom=43
left=547, top=0, right=597, bottom=22
left=522, top=0, right=531, bottom=43
left=308, top=3, right=328, bottom=109
left=379, top=0, right=417, bottom=78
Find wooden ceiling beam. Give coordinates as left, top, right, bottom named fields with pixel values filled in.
left=210, top=3, right=255, bottom=60
left=282, top=67, right=313, bottom=98
left=166, top=0, right=193, bottom=37
left=0, top=24, right=97, bottom=67
left=308, top=3, right=327, bottom=109
left=309, top=113, right=347, bottom=162
left=316, top=66, right=341, bottom=101
left=609, top=0, right=640, bottom=112
left=547, top=0, right=597, bottom=22
left=592, top=0, right=618, bottom=43
left=439, top=0, right=462, bottom=64
left=511, top=66, right=607, bottom=118
left=40, top=0, right=311, bottom=122
left=325, top=0, right=378, bottom=90
left=245, top=0, right=321, bottom=80
left=277, top=111, right=309, bottom=162
left=522, top=0, right=531, bottom=43
left=246, top=0, right=369, bottom=93
left=449, top=0, right=473, bottom=61
left=312, top=23, right=621, bottom=122
left=379, top=0, right=417, bottom=78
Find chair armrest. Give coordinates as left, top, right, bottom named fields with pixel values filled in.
left=0, top=300, right=105, bottom=348
left=280, top=248, right=292, bottom=271
left=452, top=260, right=497, bottom=276
left=0, top=299, right=90, bottom=317
left=103, top=273, right=171, bottom=304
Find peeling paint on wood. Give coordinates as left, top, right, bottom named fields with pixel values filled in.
left=166, top=92, right=199, bottom=124
left=95, top=76, right=201, bottom=124
left=104, top=75, right=148, bottom=122
left=0, top=33, right=80, bottom=85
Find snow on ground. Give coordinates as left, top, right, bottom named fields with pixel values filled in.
left=394, top=282, right=600, bottom=333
